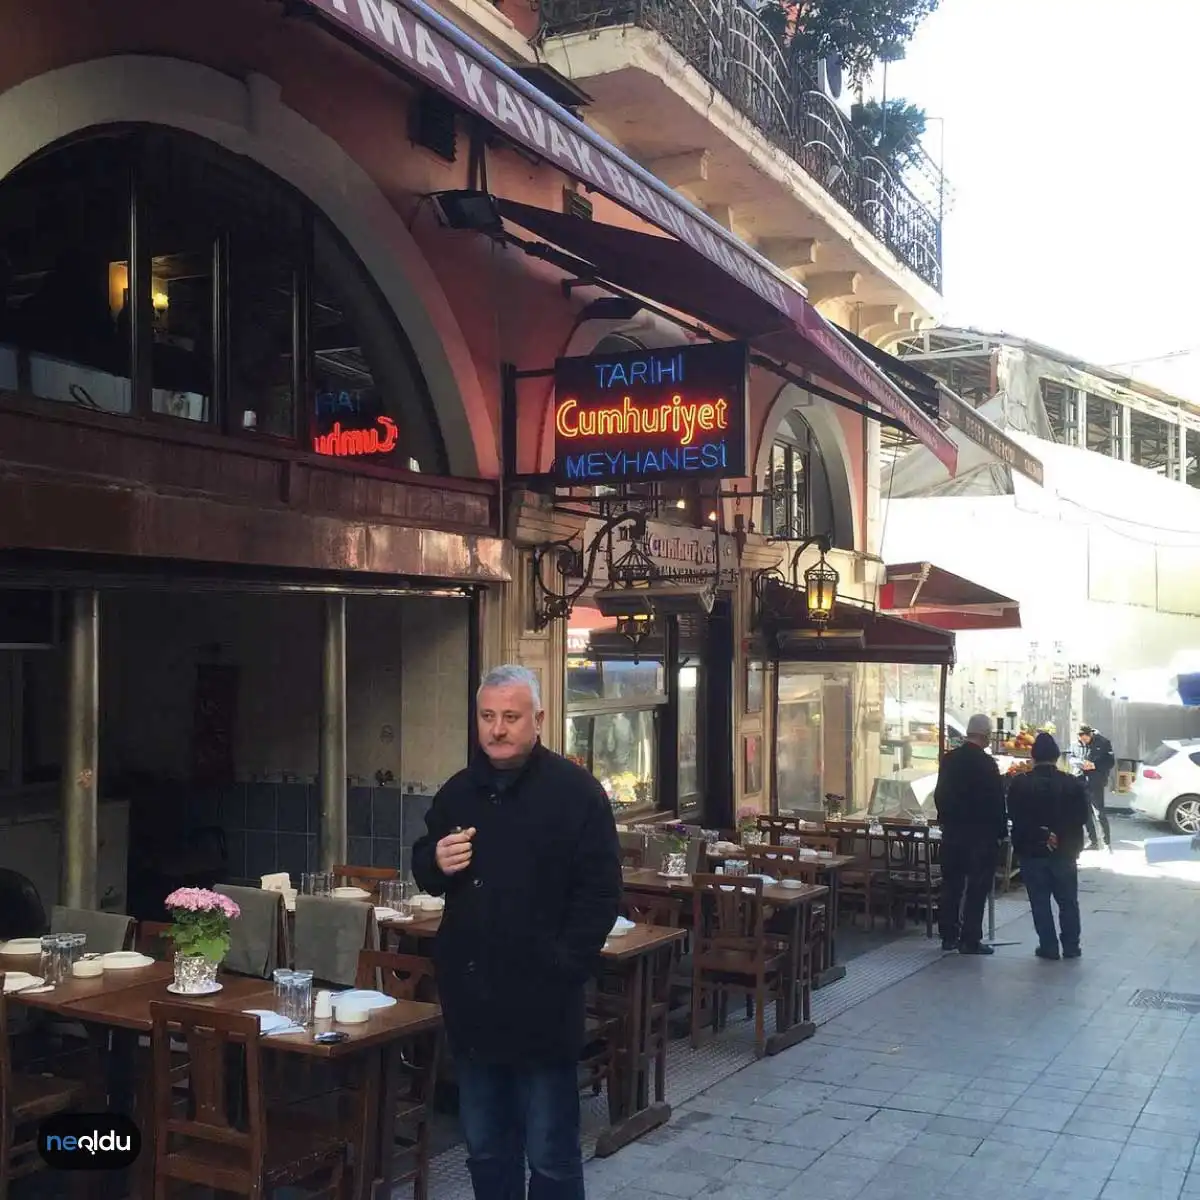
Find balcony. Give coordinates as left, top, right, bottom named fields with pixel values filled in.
left=537, top=0, right=945, bottom=293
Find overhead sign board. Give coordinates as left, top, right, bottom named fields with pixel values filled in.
left=552, top=341, right=748, bottom=485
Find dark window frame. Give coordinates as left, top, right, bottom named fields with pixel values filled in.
left=0, top=126, right=448, bottom=474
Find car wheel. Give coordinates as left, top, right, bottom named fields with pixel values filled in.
left=1167, top=795, right=1200, bottom=835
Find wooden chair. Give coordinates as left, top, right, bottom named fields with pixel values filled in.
left=689, top=875, right=787, bottom=1058
left=49, top=906, right=134, bottom=953
left=829, top=824, right=892, bottom=929
left=618, top=845, right=645, bottom=869
left=1, top=973, right=89, bottom=1200
left=755, top=815, right=802, bottom=839
left=618, top=890, right=685, bottom=928
left=135, top=920, right=174, bottom=961
left=886, top=827, right=941, bottom=937
left=215, top=886, right=289, bottom=979
left=332, top=865, right=397, bottom=893
left=749, top=851, right=826, bottom=1005
left=148, top=1000, right=351, bottom=1200
left=353, top=952, right=442, bottom=1200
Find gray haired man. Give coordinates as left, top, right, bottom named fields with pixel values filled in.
left=934, top=713, right=1008, bottom=955
left=412, top=664, right=621, bottom=1199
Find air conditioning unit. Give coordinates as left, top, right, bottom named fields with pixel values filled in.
left=815, top=56, right=843, bottom=102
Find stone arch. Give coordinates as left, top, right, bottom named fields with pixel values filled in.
left=755, top=382, right=858, bottom=549
left=0, top=55, right=494, bottom=477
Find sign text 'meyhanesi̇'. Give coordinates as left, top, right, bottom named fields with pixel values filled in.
left=552, top=341, right=748, bottom=484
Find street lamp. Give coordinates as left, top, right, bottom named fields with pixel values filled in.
left=790, top=534, right=839, bottom=629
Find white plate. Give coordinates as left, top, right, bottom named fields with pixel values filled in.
left=656, top=872, right=688, bottom=880
left=243, top=1009, right=294, bottom=1034
left=333, top=989, right=397, bottom=1011
left=332, top=887, right=372, bottom=901
left=102, top=952, right=155, bottom=970
left=779, top=878, right=807, bottom=889
left=609, top=917, right=635, bottom=937
left=748, top=874, right=777, bottom=885
left=2, top=972, right=44, bottom=993
left=375, top=907, right=414, bottom=923
left=167, top=981, right=223, bottom=996
left=414, top=897, right=444, bottom=911
left=0, top=938, right=43, bottom=957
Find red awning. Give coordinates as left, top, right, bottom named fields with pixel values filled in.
left=880, top=562, right=1021, bottom=631
left=494, top=199, right=957, bottom=474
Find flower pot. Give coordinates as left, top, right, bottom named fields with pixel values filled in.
left=172, top=953, right=219, bottom=993
left=660, top=851, right=687, bottom=877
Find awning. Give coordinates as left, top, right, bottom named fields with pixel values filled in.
left=880, top=562, right=1021, bottom=631
left=495, top=199, right=957, bottom=470
left=291, top=0, right=957, bottom=474
left=755, top=577, right=955, bottom=666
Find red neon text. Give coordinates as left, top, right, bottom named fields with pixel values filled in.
left=313, top=415, right=399, bottom=457
left=556, top=395, right=729, bottom=446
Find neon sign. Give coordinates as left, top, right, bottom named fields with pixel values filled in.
left=313, top=415, right=399, bottom=458
left=552, top=341, right=748, bottom=484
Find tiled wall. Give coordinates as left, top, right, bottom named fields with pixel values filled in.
left=188, top=782, right=434, bottom=882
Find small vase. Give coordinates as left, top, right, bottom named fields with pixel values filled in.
left=173, top=953, right=219, bottom=993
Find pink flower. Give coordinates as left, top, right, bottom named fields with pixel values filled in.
left=164, top=887, right=240, bottom=919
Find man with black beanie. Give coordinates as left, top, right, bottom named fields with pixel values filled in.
left=1007, top=732, right=1090, bottom=959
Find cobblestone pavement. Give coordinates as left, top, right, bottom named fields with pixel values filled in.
left=585, top=816, right=1200, bottom=1200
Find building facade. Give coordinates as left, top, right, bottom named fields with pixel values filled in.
left=0, top=0, right=960, bottom=916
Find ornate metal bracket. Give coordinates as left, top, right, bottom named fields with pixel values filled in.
left=530, top=510, right=649, bottom=630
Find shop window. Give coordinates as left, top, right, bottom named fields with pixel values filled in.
left=565, top=708, right=658, bottom=812
left=0, top=138, right=133, bottom=413
left=0, top=129, right=447, bottom=473
left=678, top=664, right=700, bottom=806
left=566, top=657, right=665, bottom=703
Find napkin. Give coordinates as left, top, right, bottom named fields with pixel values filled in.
left=260, top=872, right=292, bottom=893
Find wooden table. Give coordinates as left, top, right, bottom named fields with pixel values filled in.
left=381, top=913, right=687, bottom=1155
left=620, top=868, right=828, bottom=1054
left=12, top=962, right=441, bottom=1200
left=706, top=851, right=857, bottom=986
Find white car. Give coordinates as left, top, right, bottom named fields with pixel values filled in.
left=1130, top=739, right=1200, bottom=834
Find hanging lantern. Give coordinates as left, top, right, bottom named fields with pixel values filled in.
left=804, top=551, right=839, bottom=627
left=615, top=611, right=655, bottom=662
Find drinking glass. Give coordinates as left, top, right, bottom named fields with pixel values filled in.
left=313, top=871, right=333, bottom=897
left=273, top=968, right=294, bottom=1015
left=40, top=935, right=62, bottom=984
left=65, top=933, right=87, bottom=965
left=289, top=969, right=314, bottom=1026
left=724, top=859, right=748, bottom=878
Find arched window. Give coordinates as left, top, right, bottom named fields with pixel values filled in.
left=764, top=411, right=836, bottom=540
left=0, top=128, right=445, bottom=472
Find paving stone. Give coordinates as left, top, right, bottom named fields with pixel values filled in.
left=719, top=1159, right=803, bottom=1192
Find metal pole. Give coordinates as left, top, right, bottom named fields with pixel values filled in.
left=62, top=589, right=99, bottom=909
left=319, top=595, right=348, bottom=870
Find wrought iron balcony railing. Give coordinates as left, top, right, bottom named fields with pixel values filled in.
left=537, top=0, right=946, bottom=292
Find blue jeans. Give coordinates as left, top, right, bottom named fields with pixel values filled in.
left=1020, top=855, right=1081, bottom=953
left=456, top=1060, right=584, bottom=1200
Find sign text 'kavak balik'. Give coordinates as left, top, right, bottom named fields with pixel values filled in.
left=552, top=341, right=748, bottom=485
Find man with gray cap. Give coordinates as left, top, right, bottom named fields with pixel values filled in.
left=934, top=713, right=1007, bottom=954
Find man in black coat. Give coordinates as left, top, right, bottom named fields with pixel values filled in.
left=934, top=713, right=1007, bottom=955
left=412, top=664, right=621, bottom=1200
left=1007, top=732, right=1090, bottom=959
left=1078, top=724, right=1115, bottom=851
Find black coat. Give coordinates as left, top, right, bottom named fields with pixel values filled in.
left=411, top=742, right=621, bottom=1065
left=1007, top=765, right=1090, bottom=860
left=934, top=741, right=1007, bottom=843
left=1082, top=733, right=1115, bottom=788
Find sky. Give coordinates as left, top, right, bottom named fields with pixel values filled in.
left=878, top=0, right=1200, bottom=400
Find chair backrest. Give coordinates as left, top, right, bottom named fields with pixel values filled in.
left=691, top=874, right=765, bottom=960
left=619, top=889, right=684, bottom=928
left=789, top=834, right=840, bottom=855
left=355, top=949, right=438, bottom=1002
left=214, top=886, right=287, bottom=979
left=887, top=828, right=938, bottom=877
left=134, top=920, right=175, bottom=960
left=0, top=869, right=47, bottom=940
left=331, top=865, right=397, bottom=892
left=149, top=1000, right=264, bottom=1196
left=748, top=849, right=823, bottom=885
left=50, top=906, right=134, bottom=954
left=294, top=896, right=377, bottom=987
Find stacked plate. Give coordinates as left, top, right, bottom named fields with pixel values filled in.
left=0, top=938, right=43, bottom=959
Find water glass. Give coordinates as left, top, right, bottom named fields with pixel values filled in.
left=780, top=834, right=803, bottom=848
left=273, top=968, right=294, bottom=1013
left=65, top=933, right=87, bottom=965
left=288, top=969, right=314, bottom=1026
left=868, top=819, right=884, bottom=836
left=301, top=871, right=333, bottom=897
left=40, top=935, right=64, bottom=984
left=724, top=859, right=748, bottom=877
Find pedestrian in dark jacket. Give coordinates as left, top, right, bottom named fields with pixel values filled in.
left=412, top=664, right=621, bottom=1200
left=934, top=713, right=1007, bottom=955
left=1007, top=732, right=1090, bottom=959
left=1078, top=724, right=1115, bottom=851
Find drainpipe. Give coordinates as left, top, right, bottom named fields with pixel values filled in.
left=62, top=590, right=99, bottom=909
left=319, top=596, right=348, bottom=870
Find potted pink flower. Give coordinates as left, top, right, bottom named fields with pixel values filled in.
left=163, top=887, right=240, bottom=994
